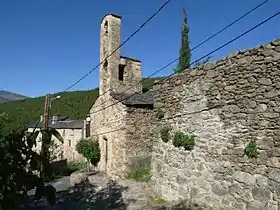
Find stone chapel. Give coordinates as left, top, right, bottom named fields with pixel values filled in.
left=89, top=14, right=155, bottom=179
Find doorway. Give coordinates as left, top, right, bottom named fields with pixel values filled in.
left=103, top=137, right=108, bottom=173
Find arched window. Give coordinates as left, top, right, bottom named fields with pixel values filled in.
left=104, top=21, right=108, bottom=34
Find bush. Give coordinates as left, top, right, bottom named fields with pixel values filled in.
left=126, top=156, right=151, bottom=182
left=245, top=140, right=260, bottom=158
left=155, top=107, right=164, bottom=121
left=76, top=138, right=100, bottom=170
left=160, top=126, right=171, bottom=143
left=173, top=131, right=195, bottom=151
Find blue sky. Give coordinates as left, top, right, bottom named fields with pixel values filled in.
left=0, top=0, right=279, bottom=97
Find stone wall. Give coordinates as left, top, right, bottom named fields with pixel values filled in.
left=90, top=94, right=128, bottom=179
left=124, top=105, right=155, bottom=171
left=90, top=95, right=155, bottom=179
left=150, top=38, right=280, bottom=209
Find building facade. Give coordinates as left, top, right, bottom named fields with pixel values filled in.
left=28, top=115, right=85, bottom=162
left=89, top=14, right=155, bottom=180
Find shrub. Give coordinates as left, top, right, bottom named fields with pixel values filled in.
left=155, top=107, right=164, bottom=121
left=76, top=138, right=100, bottom=171
left=173, top=131, right=195, bottom=151
left=160, top=126, right=171, bottom=143
left=126, top=156, right=151, bottom=182
left=244, top=140, right=260, bottom=158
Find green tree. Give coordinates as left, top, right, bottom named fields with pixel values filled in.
left=28, top=128, right=64, bottom=181
left=174, top=7, right=191, bottom=73
left=0, top=126, right=63, bottom=209
left=76, top=138, right=100, bottom=172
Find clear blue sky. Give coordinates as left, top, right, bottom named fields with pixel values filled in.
left=0, top=0, right=279, bottom=97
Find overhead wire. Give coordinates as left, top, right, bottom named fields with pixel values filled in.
left=38, top=2, right=279, bottom=138
left=92, top=0, right=272, bottom=110
left=88, top=11, right=280, bottom=116
left=62, top=0, right=172, bottom=92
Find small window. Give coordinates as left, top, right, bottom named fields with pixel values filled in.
left=104, top=21, right=108, bottom=34
left=68, top=140, right=71, bottom=147
left=86, top=123, right=90, bottom=138
left=103, top=60, right=108, bottom=71
left=62, top=129, right=65, bottom=137
left=118, top=64, right=125, bottom=81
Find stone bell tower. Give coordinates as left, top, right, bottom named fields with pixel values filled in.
left=99, top=14, right=143, bottom=96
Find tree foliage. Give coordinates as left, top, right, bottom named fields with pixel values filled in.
left=175, top=7, right=191, bottom=73
left=76, top=138, right=100, bottom=170
left=0, top=125, right=63, bottom=209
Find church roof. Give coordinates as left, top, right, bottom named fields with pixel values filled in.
left=110, top=91, right=154, bottom=106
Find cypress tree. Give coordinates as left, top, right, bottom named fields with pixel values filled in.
left=175, top=7, right=191, bottom=73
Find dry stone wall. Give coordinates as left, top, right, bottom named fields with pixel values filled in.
left=150, top=38, right=280, bottom=209
left=124, top=105, right=155, bottom=172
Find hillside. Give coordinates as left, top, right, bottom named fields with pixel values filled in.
left=0, top=77, right=161, bottom=135
left=0, top=90, right=28, bottom=103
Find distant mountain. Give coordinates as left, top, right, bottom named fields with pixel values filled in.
left=0, top=90, right=28, bottom=103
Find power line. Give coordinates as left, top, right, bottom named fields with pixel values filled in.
left=92, top=0, right=272, bottom=110
left=89, top=11, right=280, bottom=116
left=62, top=0, right=172, bottom=92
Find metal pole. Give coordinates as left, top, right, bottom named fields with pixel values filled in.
left=43, top=94, right=50, bottom=130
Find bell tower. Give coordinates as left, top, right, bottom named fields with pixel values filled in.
left=99, top=14, right=142, bottom=96
left=99, top=14, right=121, bottom=95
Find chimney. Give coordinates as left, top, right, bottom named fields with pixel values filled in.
left=40, top=115, right=43, bottom=122
left=52, top=115, right=58, bottom=124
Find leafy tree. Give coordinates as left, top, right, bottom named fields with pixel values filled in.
left=174, top=7, right=191, bottom=73
left=76, top=138, right=100, bottom=171
left=0, top=126, right=63, bottom=209
left=29, top=127, right=64, bottom=181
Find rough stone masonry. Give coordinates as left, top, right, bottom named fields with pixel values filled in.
left=150, top=38, right=280, bottom=209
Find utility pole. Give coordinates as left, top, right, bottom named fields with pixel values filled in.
left=40, top=94, right=50, bottom=180
left=43, top=94, right=50, bottom=130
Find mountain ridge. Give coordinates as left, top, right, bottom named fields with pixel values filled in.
left=0, top=90, right=28, bottom=103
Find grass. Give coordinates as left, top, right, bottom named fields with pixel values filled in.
left=126, top=165, right=151, bottom=182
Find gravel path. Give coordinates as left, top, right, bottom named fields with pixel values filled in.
left=21, top=172, right=195, bottom=210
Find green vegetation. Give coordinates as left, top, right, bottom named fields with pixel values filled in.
left=155, top=107, right=165, bottom=121
left=76, top=138, right=101, bottom=171
left=126, top=156, right=151, bottom=182
left=126, top=165, right=151, bottom=182
left=0, top=127, right=63, bottom=209
left=0, top=77, right=160, bottom=136
left=174, top=7, right=191, bottom=73
left=244, top=140, right=260, bottom=158
left=67, top=161, right=87, bottom=172
left=160, top=126, right=171, bottom=143
left=173, top=131, right=195, bottom=151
